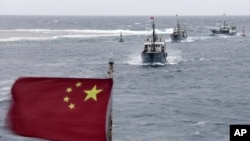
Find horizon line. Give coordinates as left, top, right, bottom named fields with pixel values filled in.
left=1, top=14, right=250, bottom=17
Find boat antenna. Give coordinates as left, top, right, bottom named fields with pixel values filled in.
left=151, top=16, right=156, bottom=42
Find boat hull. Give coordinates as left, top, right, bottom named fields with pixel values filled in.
left=210, top=29, right=237, bottom=35
left=141, top=52, right=167, bottom=65
left=170, top=33, right=187, bottom=42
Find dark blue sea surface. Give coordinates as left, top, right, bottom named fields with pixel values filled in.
left=0, top=16, right=250, bottom=141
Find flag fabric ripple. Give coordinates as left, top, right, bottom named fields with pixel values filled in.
left=7, top=77, right=113, bottom=141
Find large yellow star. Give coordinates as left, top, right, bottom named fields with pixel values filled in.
left=84, top=85, right=103, bottom=101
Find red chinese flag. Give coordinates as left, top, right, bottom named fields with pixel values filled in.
left=7, top=77, right=113, bottom=141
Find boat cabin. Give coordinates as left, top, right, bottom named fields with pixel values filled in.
left=143, top=40, right=165, bottom=53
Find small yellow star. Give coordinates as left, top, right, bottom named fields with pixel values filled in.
left=66, top=87, right=72, bottom=93
left=75, top=82, right=82, bottom=87
left=68, top=103, right=75, bottom=110
left=84, top=85, right=103, bottom=101
left=63, top=96, right=70, bottom=102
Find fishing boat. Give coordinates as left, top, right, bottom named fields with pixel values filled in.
left=119, top=32, right=124, bottom=42
left=141, top=17, right=167, bottom=65
left=210, top=14, right=237, bottom=35
left=170, top=15, right=187, bottom=42
left=241, top=27, right=246, bottom=37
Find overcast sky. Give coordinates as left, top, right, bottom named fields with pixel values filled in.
left=1, top=0, right=250, bottom=16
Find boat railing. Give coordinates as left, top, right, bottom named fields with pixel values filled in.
left=144, top=43, right=165, bottom=53
left=145, top=37, right=165, bottom=43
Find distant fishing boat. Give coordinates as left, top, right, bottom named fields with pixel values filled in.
left=241, top=27, right=246, bottom=37
left=210, top=14, right=237, bottom=35
left=119, top=32, right=124, bottom=42
left=141, top=17, right=167, bottom=65
left=170, top=15, right=187, bottom=42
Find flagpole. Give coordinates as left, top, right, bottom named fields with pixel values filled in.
left=108, top=61, right=114, bottom=141
left=108, top=61, right=114, bottom=79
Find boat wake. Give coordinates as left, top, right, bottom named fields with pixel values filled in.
left=0, top=28, right=171, bottom=42
left=166, top=49, right=183, bottom=65
left=126, top=56, right=166, bottom=66
left=126, top=56, right=143, bottom=66
left=184, top=36, right=212, bottom=42
left=165, top=35, right=213, bottom=43
left=126, top=49, right=183, bottom=66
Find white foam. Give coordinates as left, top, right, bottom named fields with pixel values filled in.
left=126, top=56, right=142, bottom=65
left=0, top=28, right=171, bottom=42
left=0, top=36, right=58, bottom=42
left=8, top=29, right=161, bottom=35
left=167, top=50, right=183, bottom=65
left=195, top=121, right=207, bottom=126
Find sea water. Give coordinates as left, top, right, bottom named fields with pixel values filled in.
left=0, top=16, right=250, bottom=141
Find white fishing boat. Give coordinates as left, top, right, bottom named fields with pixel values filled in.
left=210, top=14, right=237, bottom=35
left=141, top=17, right=167, bottom=65
left=170, top=15, right=187, bottom=42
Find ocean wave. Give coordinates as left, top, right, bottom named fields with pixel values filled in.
left=0, top=80, right=14, bottom=102
left=0, top=88, right=11, bottom=102
left=167, top=50, right=183, bottom=65
left=194, top=121, right=207, bottom=126
left=0, top=36, right=59, bottom=42
left=0, top=28, right=172, bottom=42
left=126, top=56, right=143, bottom=66
left=2, top=28, right=172, bottom=35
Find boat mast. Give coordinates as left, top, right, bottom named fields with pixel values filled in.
left=151, top=17, right=157, bottom=42
left=223, top=13, right=226, bottom=27
left=176, top=14, right=180, bottom=30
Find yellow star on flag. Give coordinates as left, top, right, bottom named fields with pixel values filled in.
left=63, top=96, right=70, bottom=102
left=66, top=87, right=72, bottom=93
left=84, top=85, right=103, bottom=101
left=68, top=103, right=75, bottom=110
left=75, top=82, right=82, bottom=87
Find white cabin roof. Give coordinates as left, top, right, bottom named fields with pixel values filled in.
left=144, top=42, right=165, bottom=45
